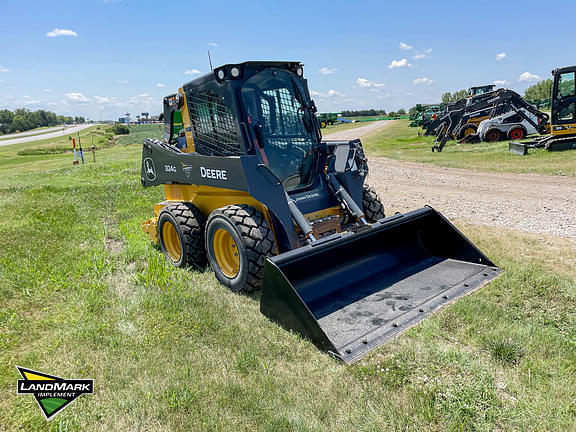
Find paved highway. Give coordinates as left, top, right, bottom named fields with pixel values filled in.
left=0, top=124, right=95, bottom=147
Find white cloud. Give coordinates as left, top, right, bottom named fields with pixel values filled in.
left=356, top=77, right=385, bottom=88
left=413, top=77, right=434, bottom=85
left=399, top=42, right=413, bottom=51
left=185, top=69, right=201, bottom=75
left=319, top=67, right=338, bottom=75
left=494, top=80, right=509, bottom=86
left=412, top=54, right=426, bottom=59
left=65, top=92, right=90, bottom=103
left=519, top=72, right=541, bottom=82
left=425, top=48, right=432, bottom=53
left=94, top=96, right=123, bottom=106
left=0, top=66, right=9, bottom=72
left=310, top=89, right=344, bottom=98
left=209, top=42, right=219, bottom=47
left=388, top=58, right=411, bottom=69
left=327, top=89, right=344, bottom=97
left=115, top=80, right=128, bottom=84
left=46, top=28, right=78, bottom=37
left=44, top=89, right=52, bottom=93
left=495, top=52, right=507, bottom=61
left=138, top=93, right=150, bottom=97
left=156, top=83, right=165, bottom=88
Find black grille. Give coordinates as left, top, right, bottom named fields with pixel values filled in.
left=187, top=90, right=242, bottom=156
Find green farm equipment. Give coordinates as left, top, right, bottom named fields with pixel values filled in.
left=317, top=113, right=339, bottom=128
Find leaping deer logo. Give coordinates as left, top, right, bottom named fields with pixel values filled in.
left=144, top=158, right=156, bottom=181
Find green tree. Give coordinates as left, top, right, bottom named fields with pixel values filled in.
left=524, top=79, right=553, bottom=101
left=442, top=90, right=468, bottom=103
left=0, top=109, right=14, bottom=134
left=452, top=90, right=468, bottom=101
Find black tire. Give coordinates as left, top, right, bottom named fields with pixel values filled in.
left=205, top=205, right=274, bottom=293
left=457, top=123, right=478, bottom=139
left=362, top=185, right=385, bottom=222
left=483, top=128, right=502, bottom=142
left=507, top=126, right=527, bottom=140
left=158, top=203, right=207, bottom=268
left=320, top=121, right=327, bottom=128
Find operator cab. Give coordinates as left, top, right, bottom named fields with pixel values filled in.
left=241, top=68, right=319, bottom=193
left=469, top=85, right=496, bottom=96
left=552, top=67, right=576, bottom=125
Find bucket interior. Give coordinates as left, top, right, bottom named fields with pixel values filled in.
left=262, top=209, right=500, bottom=363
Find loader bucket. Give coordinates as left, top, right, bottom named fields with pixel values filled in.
left=509, top=141, right=529, bottom=155
left=261, top=207, right=501, bottom=363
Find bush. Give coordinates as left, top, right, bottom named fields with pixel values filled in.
left=112, top=124, right=130, bottom=135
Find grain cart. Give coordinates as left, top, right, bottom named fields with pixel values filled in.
left=141, top=61, right=500, bottom=363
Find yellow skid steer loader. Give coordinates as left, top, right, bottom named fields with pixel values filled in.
left=141, top=61, right=500, bottom=363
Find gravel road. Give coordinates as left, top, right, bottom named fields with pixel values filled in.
left=325, top=121, right=576, bottom=240
left=324, top=120, right=392, bottom=141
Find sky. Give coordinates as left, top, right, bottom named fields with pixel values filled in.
left=0, top=0, right=574, bottom=120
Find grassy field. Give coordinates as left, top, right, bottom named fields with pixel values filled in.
left=322, top=121, right=370, bottom=134
left=364, top=120, right=576, bottom=176
left=1, top=125, right=575, bottom=431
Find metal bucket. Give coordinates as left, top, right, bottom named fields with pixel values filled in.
left=509, top=141, right=529, bottom=155
left=261, top=207, right=501, bottom=363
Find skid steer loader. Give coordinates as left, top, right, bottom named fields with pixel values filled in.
left=510, top=65, right=576, bottom=155
left=140, top=61, right=500, bottom=363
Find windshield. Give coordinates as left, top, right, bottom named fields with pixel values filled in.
left=557, top=72, right=575, bottom=99
left=241, top=69, right=317, bottom=192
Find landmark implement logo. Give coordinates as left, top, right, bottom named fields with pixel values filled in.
left=16, top=366, right=94, bottom=420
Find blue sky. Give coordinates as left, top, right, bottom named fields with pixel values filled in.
left=0, top=0, right=573, bottom=120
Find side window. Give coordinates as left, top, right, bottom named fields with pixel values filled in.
left=187, top=90, right=242, bottom=156
left=172, top=110, right=183, bottom=136
left=502, top=114, right=522, bottom=124
left=558, top=103, right=576, bottom=121
left=557, top=72, right=575, bottom=99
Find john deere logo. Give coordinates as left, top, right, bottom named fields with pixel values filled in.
left=16, top=366, right=94, bottom=420
left=181, top=162, right=193, bottom=178
left=144, top=157, right=156, bottom=181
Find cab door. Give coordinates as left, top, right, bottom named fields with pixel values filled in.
left=552, top=69, right=576, bottom=134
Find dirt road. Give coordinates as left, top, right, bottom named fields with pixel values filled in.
left=324, top=120, right=391, bottom=141
left=325, top=121, right=576, bottom=239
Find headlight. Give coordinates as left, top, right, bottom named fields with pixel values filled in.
left=230, top=67, right=240, bottom=78
left=217, top=69, right=225, bottom=80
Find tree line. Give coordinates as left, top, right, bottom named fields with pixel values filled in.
left=0, top=108, right=86, bottom=134
left=340, top=109, right=406, bottom=117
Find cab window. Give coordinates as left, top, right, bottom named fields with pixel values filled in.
left=557, top=72, right=575, bottom=99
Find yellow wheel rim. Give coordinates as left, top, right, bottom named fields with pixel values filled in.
left=321, top=121, right=326, bottom=128
left=162, top=221, right=182, bottom=262
left=213, top=228, right=240, bottom=278
left=464, top=126, right=475, bottom=136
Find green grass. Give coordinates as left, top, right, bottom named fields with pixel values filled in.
left=1, top=125, right=575, bottom=430
left=364, top=119, right=576, bottom=176
left=322, top=121, right=370, bottom=134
